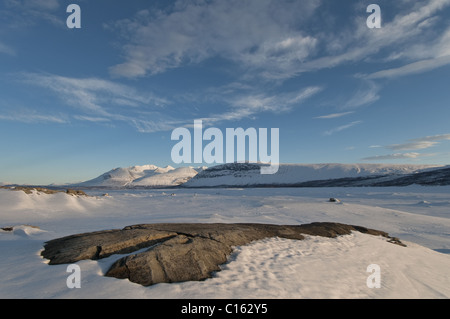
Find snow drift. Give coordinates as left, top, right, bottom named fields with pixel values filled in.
left=1, top=186, right=450, bottom=298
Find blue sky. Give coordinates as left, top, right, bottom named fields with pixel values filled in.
left=1, top=0, right=450, bottom=184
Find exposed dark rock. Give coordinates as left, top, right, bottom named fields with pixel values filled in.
left=0, top=186, right=89, bottom=196
left=1, top=225, right=40, bottom=232
left=42, top=228, right=178, bottom=265
left=41, top=222, right=405, bottom=286
left=65, top=189, right=88, bottom=196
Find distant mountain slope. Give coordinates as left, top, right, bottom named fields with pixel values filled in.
left=182, top=163, right=443, bottom=188
left=74, top=165, right=205, bottom=188
left=371, top=165, right=450, bottom=186
left=72, top=163, right=447, bottom=188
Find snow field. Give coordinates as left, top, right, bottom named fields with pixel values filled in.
left=0, top=186, right=449, bottom=298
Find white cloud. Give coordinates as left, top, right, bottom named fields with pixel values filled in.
left=3, top=0, right=64, bottom=28
left=360, top=1, right=450, bottom=80
left=5, top=0, right=59, bottom=10
left=15, top=72, right=323, bottom=132
left=361, top=152, right=434, bottom=161
left=323, top=120, right=362, bottom=136
left=107, top=0, right=321, bottom=78
left=342, top=81, right=380, bottom=109
left=17, top=73, right=177, bottom=133
left=20, top=73, right=168, bottom=113
left=387, top=141, right=439, bottom=151
left=387, top=134, right=450, bottom=150
left=366, top=55, right=450, bottom=79
left=0, top=41, right=15, bottom=56
left=199, top=86, right=322, bottom=124
left=72, top=115, right=111, bottom=123
left=0, top=111, right=67, bottom=124
left=303, top=0, right=450, bottom=76
left=411, top=133, right=450, bottom=142
left=363, top=133, right=450, bottom=161
left=314, top=112, right=354, bottom=119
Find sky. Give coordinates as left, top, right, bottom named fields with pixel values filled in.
left=1, top=0, right=450, bottom=185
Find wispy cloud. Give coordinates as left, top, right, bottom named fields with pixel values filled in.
left=0, top=111, right=68, bottom=124
left=414, top=134, right=450, bottom=142
left=323, top=120, right=362, bottom=136
left=361, top=2, right=450, bottom=79
left=314, top=111, right=354, bottom=119
left=2, top=0, right=64, bottom=28
left=106, top=0, right=321, bottom=79
left=199, top=86, right=322, bottom=124
left=361, top=152, right=435, bottom=161
left=342, top=81, right=380, bottom=109
left=366, top=55, right=450, bottom=79
left=362, top=133, right=450, bottom=162
left=387, top=141, right=439, bottom=151
left=0, top=41, right=15, bottom=56
left=11, top=72, right=324, bottom=132
left=102, top=0, right=450, bottom=87
left=102, top=0, right=450, bottom=135
left=20, top=73, right=169, bottom=113
left=301, top=0, right=450, bottom=80
left=387, top=134, right=450, bottom=150
left=17, top=72, right=177, bottom=132
left=72, top=115, right=111, bottom=123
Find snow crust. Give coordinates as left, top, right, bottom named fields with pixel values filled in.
left=1, top=185, right=449, bottom=298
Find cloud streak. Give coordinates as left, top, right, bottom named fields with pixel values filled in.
left=362, top=133, right=450, bottom=162
left=314, top=111, right=354, bottom=119
left=2, top=0, right=64, bottom=28
left=323, top=120, right=362, bottom=136
left=0, top=41, right=15, bottom=56
left=16, top=72, right=178, bottom=133
left=366, top=55, right=450, bottom=79
left=361, top=152, right=435, bottom=161
left=199, top=86, right=322, bottom=125
left=0, top=111, right=67, bottom=124
left=387, top=134, right=450, bottom=150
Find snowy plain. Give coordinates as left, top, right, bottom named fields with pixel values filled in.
left=0, top=185, right=449, bottom=299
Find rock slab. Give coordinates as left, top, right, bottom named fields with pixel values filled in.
left=41, top=222, right=404, bottom=286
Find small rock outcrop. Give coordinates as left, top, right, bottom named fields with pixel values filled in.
left=329, top=197, right=340, bottom=202
left=41, top=222, right=405, bottom=287
left=0, top=186, right=88, bottom=196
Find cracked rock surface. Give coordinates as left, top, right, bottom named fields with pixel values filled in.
left=41, top=222, right=404, bottom=286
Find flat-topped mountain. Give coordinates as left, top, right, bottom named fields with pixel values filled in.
left=69, top=163, right=448, bottom=188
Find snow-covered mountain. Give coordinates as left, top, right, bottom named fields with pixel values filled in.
left=72, top=163, right=447, bottom=188
left=73, top=164, right=206, bottom=188
left=182, top=163, right=445, bottom=188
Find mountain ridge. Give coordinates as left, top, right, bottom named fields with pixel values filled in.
left=68, top=163, right=448, bottom=188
